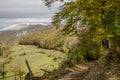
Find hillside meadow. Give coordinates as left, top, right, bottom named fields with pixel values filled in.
left=0, top=45, right=66, bottom=80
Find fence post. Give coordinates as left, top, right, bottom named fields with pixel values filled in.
left=14, top=73, right=16, bottom=80
left=19, top=71, right=23, bottom=80
left=25, top=60, right=34, bottom=80
left=2, top=63, right=5, bottom=80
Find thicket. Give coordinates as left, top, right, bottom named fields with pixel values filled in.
left=67, top=28, right=104, bottom=64
left=0, top=47, right=3, bottom=56
left=19, top=27, right=78, bottom=53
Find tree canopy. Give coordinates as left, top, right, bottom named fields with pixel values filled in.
left=43, top=0, right=120, bottom=40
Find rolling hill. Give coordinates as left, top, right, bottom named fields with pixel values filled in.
left=0, top=23, right=50, bottom=45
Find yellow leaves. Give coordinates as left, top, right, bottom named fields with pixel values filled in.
left=20, top=27, right=65, bottom=50
left=106, top=34, right=113, bottom=38
left=89, top=0, right=94, bottom=4
left=92, top=36, right=101, bottom=42
left=91, top=27, right=113, bottom=43
left=15, top=68, right=24, bottom=74
left=92, top=28, right=104, bottom=35
left=91, top=28, right=105, bottom=43
left=96, top=28, right=105, bottom=33
left=62, top=46, right=69, bottom=53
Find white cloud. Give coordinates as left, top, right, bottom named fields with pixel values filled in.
left=0, top=0, right=61, bottom=18
left=0, top=0, right=62, bottom=28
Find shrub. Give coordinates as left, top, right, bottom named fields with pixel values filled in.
left=0, top=47, right=3, bottom=56
left=61, top=46, right=69, bottom=53
left=0, top=46, right=11, bottom=57
left=67, top=29, right=103, bottom=65
left=85, top=43, right=101, bottom=60
left=68, top=45, right=85, bottom=64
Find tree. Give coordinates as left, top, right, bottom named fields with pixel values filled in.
left=43, top=0, right=120, bottom=47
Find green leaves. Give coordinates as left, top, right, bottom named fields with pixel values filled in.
left=44, top=0, right=120, bottom=46
left=51, top=0, right=120, bottom=36
left=0, top=47, right=3, bottom=56
left=42, top=0, right=120, bottom=63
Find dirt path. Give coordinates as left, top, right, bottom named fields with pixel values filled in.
left=58, top=61, right=97, bottom=80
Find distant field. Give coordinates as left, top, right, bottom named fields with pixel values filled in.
left=0, top=45, right=66, bottom=80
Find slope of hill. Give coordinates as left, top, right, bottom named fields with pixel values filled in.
left=0, top=45, right=66, bottom=80
left=0, top=23, right=50, bottom=45
left=0, top=23, right=47, bottom=31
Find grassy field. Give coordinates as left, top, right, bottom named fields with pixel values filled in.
left=0, top=45, right=66, bottom=80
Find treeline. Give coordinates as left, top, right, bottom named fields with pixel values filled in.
left=19, top=27, right=78, bottom=53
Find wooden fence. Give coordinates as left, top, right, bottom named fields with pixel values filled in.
left=0, top=60, right=52, bottom=80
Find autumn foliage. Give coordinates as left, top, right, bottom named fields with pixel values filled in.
left=19, top=27, right=78, bottom=53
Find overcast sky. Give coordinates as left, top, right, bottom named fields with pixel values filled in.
left=0, top=0, right=61, bottom=28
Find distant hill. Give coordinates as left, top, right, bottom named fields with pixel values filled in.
left=0, top=23, right=50, bottom=45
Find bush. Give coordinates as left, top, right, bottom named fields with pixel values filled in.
left=67, top=29, right=102, bottom=65
left=68, top=45, right=85, bottom=64
left=0, top=48, right=3, bottom=56
left=68, top=44, right=101, bottom=65
left=61, top=46, right=69, bottom=53
left=85, top=43, right=101, bottom=60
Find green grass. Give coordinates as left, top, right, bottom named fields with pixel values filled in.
left=0, top=45, right=66, bottom=80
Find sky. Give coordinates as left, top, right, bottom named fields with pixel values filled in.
left=0, top=0, right=61, bottom=28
